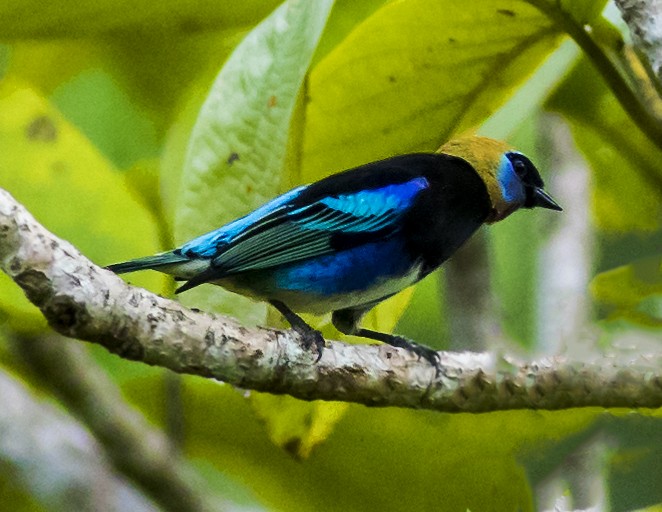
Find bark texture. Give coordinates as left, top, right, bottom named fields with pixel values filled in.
left=1, top=187, right=662, bottom=413
left=615, top=0, right=662, bottom=83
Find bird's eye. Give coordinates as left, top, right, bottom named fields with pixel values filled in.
left=513, top=159, right=528, bottom=178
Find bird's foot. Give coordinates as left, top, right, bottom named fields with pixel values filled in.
left=295, top=327, right=326, bottom=362
left=387, top=336, right=441, bottom=375
left=269, top=300, right=325, bottom=362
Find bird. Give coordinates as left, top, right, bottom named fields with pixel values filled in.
left=107, top=136, right=561, bottom=369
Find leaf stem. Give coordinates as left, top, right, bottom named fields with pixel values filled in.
left=527, top=1, right=662, bottom=153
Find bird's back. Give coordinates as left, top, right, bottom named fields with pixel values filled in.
left=174, top=153, right=491, bottom=303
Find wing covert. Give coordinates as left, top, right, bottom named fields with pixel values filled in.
left=209, top=176, right=429, bottom=275
left=178, top=185, right=306, bottom=258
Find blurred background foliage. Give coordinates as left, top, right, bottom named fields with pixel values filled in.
left=0, top=0, right=661, bottom=510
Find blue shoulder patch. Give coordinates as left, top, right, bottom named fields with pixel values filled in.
left=320, top=177, right=429, bottom=216
left=290, top=177, right=429, bottom=233
left=179, top=185, right=306, bottom=258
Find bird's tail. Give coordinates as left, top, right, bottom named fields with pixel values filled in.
left=106, top=252, right=189, bottom=274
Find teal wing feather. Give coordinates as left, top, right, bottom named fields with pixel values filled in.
left=175, top=177, right=429, bottom=293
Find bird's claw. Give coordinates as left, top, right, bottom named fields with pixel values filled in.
left=391, top=336, right=441, bottom=375
left=411, top=344, right=442, bottom=376
left=298, top=329, right=326, bottom=362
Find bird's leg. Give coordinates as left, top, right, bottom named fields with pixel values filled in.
left=332, top=308, right=441, bottom=373
left=269, top=300, right=325, bottom=361
left=354, top=328, right=441, bottom=371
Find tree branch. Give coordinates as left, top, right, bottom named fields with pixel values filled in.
left=615, top=0, right=662, bottom=84
left=1, top=187, right=662, bottom=412
left=526, top=0, right=662, bottom=154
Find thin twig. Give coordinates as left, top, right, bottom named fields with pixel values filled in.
left=526, top=0, right=662, bottom=155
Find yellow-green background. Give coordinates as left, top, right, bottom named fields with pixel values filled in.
left=1, top=0, right=661, bottom=510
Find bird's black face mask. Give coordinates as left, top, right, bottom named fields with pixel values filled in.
left=505, top=152, right=562, bottom=211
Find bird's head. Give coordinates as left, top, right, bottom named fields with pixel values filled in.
left=439, top=136, right=562, bottom=222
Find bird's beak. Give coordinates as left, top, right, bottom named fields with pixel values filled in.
left=533, top=187, right=562, bottom=211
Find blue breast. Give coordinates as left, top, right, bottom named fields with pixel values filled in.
left=272, top=236, right=415, bottom=296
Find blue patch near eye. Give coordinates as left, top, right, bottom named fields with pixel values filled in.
left=497, top=154, right=525, bottom=204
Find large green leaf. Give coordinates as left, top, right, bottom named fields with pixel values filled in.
left=8, top=36, right=244, bottom=170
left=0, top=1, right=281, bottom=39
left=591, top=256, right=662, bottom=326
left=175, top=0, right=333, bottom=325
left=123, top=374, right=600, bottom=512
left=302, top=0, right=568, bottom=177
left=312, top=0, right=388, bottom=65
left=50, top=69, right=160, bottom=170
left=174, top=0, right=336, bottom=457
left=395, top=273, right=446, bottom=348
left=249, top=394, right=349, bottom=460
left=0, top=78, right=162, bottom=331
left=0, top=45, right=9, bottom=79
left=546, top=58, right=662, bottom=232
left=5, top=5, right=279, bottom=165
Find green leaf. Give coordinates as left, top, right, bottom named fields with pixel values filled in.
left=546, top=58, right=662, bottom=232
left=249, top=394, right=348, bottom=460
left=396, top=273, right=446, bottom=348
left=312, top=0, right=388, bottom=65
left=524, top=412, right=662, bottom=512
left=8, top=36, right=242, bottom=148
left=591, top=256, right=662, bottom=325
left=0, top=471, right=44, bottom=512
left=0, top=78, right=162, bottom=330
left=50, top=69, right=160, bottom=170
left=0, top=0, right=282, bottom=38
left=119, top=375, right=600, bottom=512
left=6, top=41, right=98, bottom=94
left=302, top=0, right=567, bottom=177
left=123, top=159, right=165, bottom=229
left=174, top=0, right=336, bottom=457
left=0, top=45, right=9, bottom=79
left=175, top=0, right=334, bottom=326
left=479, top=40, right=579, bottom=140
left=555, top=0, right=609, bottom=24
left=362, top=287, right=415, bottom=334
